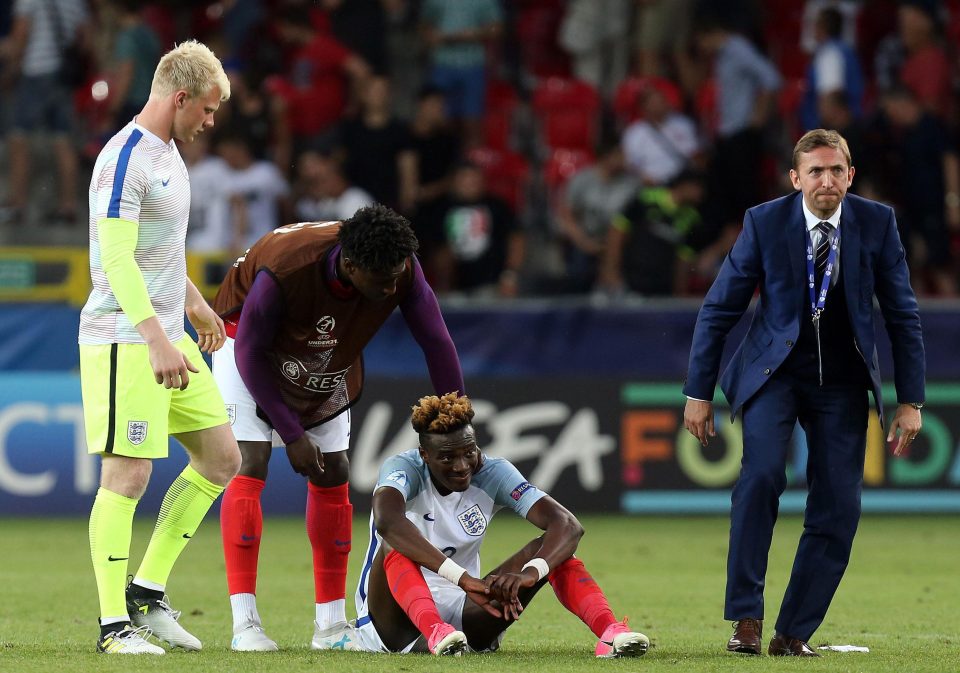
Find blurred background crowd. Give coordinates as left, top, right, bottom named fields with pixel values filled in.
left=1, top=0, right=960, bottom=299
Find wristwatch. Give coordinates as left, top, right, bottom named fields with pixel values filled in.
left=907, top=402, right=924, bottom=410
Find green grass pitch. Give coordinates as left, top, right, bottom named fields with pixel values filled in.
left=1, top=514, right=957, bottom=672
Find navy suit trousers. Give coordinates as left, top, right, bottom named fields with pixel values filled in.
left=724, top=370, right=868, bottom=641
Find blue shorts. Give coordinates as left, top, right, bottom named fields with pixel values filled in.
left=11, top=74, right=73, bottom=135
left=430, top=64, right=487, bottom=120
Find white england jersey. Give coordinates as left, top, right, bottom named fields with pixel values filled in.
left=80, top=122, right=191, bottom=345
left=355, top=449, right=546, bottom=627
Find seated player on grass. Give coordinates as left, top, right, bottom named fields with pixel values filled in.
left=352, top=392, right=649, bottom=657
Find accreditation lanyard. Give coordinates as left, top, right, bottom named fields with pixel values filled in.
left=806, top=224, right=840, bottom=386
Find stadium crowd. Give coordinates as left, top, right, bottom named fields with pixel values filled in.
left=2, top=0, right=960, bottom=297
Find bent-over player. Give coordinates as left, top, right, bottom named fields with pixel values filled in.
left=212, top=206, right=464, bottom=650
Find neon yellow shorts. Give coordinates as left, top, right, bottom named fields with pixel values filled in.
left=80, top=334, right=229, bottom=459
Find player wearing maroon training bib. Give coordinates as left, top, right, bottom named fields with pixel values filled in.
left=211, top=205, right=464, bottom=651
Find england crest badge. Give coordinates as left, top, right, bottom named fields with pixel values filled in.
left=457, top=504, right=486, bottom=536
left=127, top=421, right=148, bottom=445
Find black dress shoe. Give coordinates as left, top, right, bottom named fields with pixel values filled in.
left=768, top=633, right=820, bottom=657
left=727, top=618, right=762, bottom=654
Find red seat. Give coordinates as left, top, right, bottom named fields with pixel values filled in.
left=612, top=76, right=683, bottom=128
left=487, top=79, right=519, bottom=110
left=484, top=80, right=520, bottom=150
left=532, top=77, right=601, bottom=152
left=467, top=147, right=531, bottom=213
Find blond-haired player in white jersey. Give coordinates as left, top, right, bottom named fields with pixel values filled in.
left=354, top=393, right=649, bottom=657
left=80, top=40, right=241, bottom=655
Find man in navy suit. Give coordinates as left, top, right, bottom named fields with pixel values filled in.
left=682, top=129, right=925, bottom=657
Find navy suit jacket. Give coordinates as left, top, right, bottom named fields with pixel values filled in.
left=683, top=191, right=925, bottom=423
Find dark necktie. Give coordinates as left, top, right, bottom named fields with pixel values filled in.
left=814, top=220, right=835, bottom=288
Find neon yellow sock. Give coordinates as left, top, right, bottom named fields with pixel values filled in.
left=89, top=487, right=138, bottom=621
left=135, top=465, right=224, bottom=587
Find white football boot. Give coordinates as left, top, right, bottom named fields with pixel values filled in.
left=311, top=619, right=362, bottom=651
left=97, top=624, right=165, bottom=655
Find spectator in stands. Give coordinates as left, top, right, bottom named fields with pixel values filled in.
left=183, top=134, right=232, bottom=256
left=597, top=169, right=707, bottom=297
left=695, top=13, right=781, bottom=228
left=335, top=74, right=416, bottom=213
left=216, top=0, right=266, bottom=64
left=320, top=0, right=388, bottom=75
left=272, top=5, right=370, bottom=154
left=621, top=82, right=701, bottom=186
left=419, top=162, right=524, bottom=297
left=555, top=138, right=638, bottom=294
left=799, top=0, right=861, bottom=55
left=632, top=0, right=697, bottom=79
left=408, top=85, right=461, bottom=216
left=292, top=150, right=374, bottom=223
left=800, top=6, right=864, bottom=131
left=0, top=0, right=92, bottom=226
left=106, top=0, right=161, bottom=131
left=818, top=91, right=865, bottom=192
left=218, top=63, right=290, bottom=172
left=557, top=0, right=631, bottom=97
left=216, top=131, right=291, bottom=255
left=875, top=0, right=950, bottom=120
left=420, top=0, right=502, bottom=148
left=865, top=86, right=959, bottom=295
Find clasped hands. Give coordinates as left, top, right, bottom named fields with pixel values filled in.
left=460, top=568, right=540, bottom=621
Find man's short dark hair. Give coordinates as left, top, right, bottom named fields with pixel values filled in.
left=338, top=204, right=419, bottom=273
left=818, top=8, right=844, bottom=39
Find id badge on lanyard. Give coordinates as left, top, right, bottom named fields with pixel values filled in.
left=806, top=226, right=840, bottom=386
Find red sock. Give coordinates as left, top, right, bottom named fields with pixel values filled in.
left=221, top=475, right=265, bottom=595
left=306, top=482, right=352, bottom=603
left=548, top=557, right=617, bottom=637
left=383, top=550, right=443, bottom=639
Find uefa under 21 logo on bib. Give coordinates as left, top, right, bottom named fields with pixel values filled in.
left=457, top=504, right=486, bottom=536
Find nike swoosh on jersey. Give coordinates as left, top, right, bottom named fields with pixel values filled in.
left=108, top=555, right=129, bottom=562
left=423, top=513, right=435, bottom=521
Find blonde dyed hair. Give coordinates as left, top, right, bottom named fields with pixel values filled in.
left=151, top=40, right=231, bottom=101
left=411, top=392, right=475, bottom=434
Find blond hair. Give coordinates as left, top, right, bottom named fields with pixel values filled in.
left=792, top=129, right=852, bottom=169
left=151, top=40, right=231, bottom=101
left=411, top=393, right=474, bottom=434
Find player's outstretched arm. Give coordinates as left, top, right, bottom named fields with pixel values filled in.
left=399, top=258, right=465, bottom=397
